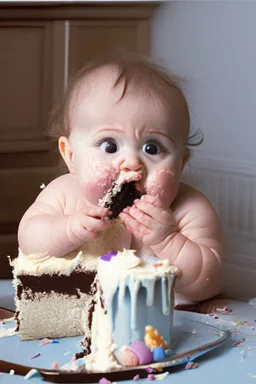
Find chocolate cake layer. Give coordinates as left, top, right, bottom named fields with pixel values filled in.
left=17, top=269, right=96, bottom=298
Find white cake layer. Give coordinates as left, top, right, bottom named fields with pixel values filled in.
left=16, top=290, right=93, bottom=341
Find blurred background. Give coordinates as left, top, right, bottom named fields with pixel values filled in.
left=0, top=1, right=255, bottom=301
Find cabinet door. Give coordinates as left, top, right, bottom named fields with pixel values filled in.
left=0, top=21, right=65, bottom=277
left=68, top=19, right=150, bottom=76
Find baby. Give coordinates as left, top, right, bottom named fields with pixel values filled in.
left=18, top=53, right=224, bottom=306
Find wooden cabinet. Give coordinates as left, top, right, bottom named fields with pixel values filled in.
left=0, top=2, right=159, bottom=277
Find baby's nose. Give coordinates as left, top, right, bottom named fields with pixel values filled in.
left=120, top=154, right=142, bottom=173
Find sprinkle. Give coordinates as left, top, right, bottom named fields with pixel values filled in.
left=133, top=374, right=140, bottom=381
left=100, top=251, right=118, bottom=262
left=148, top=374, right=156, bottom=381
left=234, top=338, right=246, bottom=347
left=9, top=369, right=15, bottom=375
left=0, top=373, right=3, bottom=376
left=154, top=372, right=169, bottom=380
left=40, top=338, right=59, bottom=346
left=99, top=378, right=111, bottom=384
left=30, top=353, right=41, bottom=359
left=40, top=338, right=51, bottom=346
left=145, top=367, right=154, bottom=373
left=153, top=263, right=163, bottom=268
left=52, top=362, right=59, bottom=369
left=185, top=361, right=198, bottom=370
left=248, top=374, right=256, bottom=379
left=216, top=306, right=232, bottom=314
left=233, top=321, right=247, bottom=326
left=40, top=183, right=46, bottom=189
left=24, top=369, right=40, bottom=380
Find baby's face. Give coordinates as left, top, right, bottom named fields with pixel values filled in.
left=60, top=69, right=189, bottom=207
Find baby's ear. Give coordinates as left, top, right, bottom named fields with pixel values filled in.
left=58, top=136, right=75, bottom=173
left=182, top=148, right=190, bottom=170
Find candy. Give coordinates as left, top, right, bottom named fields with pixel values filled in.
left=119, top=346, right=139, bottom=366
left=129, top=341, right=153, bottom=365
left=144, top=326, right=168, bottom=349
left=152, top=347, right=166, bottom=362
left=100, top=251, right=118, bottom=262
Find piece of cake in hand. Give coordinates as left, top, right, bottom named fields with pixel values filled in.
left=98, top=171, right=143, bottom=219
left=85, top=249, right=180, bottom=372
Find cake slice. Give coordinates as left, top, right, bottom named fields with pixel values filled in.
left=85, top=250, right=180, bottom=372
left=99, top=171, right=142, bottom=218
left=10, top=250, right=97, bottom=353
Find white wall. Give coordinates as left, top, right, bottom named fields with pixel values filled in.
left=151, top=1, right=256, bottom=300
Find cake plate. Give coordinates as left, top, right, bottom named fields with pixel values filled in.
left=0, top=308, right=231, bottom=383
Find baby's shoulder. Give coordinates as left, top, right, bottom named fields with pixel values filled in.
left=173, top=183, right=214, bottom=213
left=44, top=173, right=76, bottom=191
left=36, top=173, right=78, bottom=202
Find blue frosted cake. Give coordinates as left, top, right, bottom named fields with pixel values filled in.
left=85, top=249, right=180, bottom=372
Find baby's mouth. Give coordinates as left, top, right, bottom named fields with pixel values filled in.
left=99, top=171, right=144, bottom=219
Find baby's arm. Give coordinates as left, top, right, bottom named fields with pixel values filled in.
left=18, top=175, right=110, bottom=257
left=120, top=184, right=223, bottom=302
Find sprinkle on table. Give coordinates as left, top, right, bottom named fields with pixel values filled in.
left=216, top=306, right=232, bottom=314
left=234, top=338, right=246, bottom=347
left=30, top=353, right=41, bottom=359
left=40, top=338, right=59, bottom=346
left=99, top=378, right=111, bottom=384
left=52, top=362, right=59, bottom=369
left=148, top=374, right=156, bottom=381
left=133, top=374, right=140, bottom=381
left=185, top=361, right=198, bottom=370
left=154, top=372, right=169, bottom=380
left=24, top=369, right=40, bottom=380
left=233, top=321, right=248, bottom=326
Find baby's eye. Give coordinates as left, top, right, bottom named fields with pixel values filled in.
left=99, top=139, right=118, bottom=154
left=142, top=141, right=163, bottom=155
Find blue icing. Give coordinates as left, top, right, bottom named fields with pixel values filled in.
left=104, top=261, right=176, bottom=349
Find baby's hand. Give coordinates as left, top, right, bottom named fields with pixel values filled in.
left=67, top=206, right=111, bottom=246
left=119, top=195, right=177, bottom=247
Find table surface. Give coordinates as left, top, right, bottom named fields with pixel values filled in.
left=1, top=279, right=256, bottom=384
